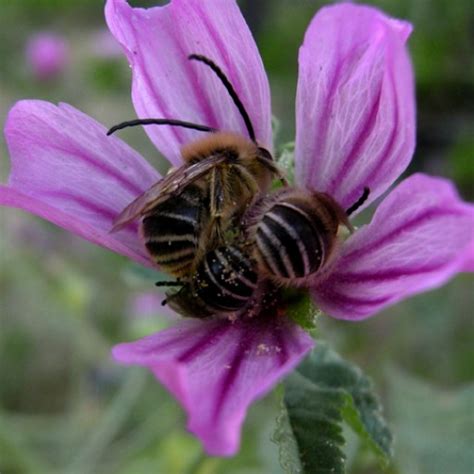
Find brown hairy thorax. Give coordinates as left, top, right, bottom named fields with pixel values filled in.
left=180, top=132, right=275, bottom=194
left=180, top=131, right=277, bottom=232
left=180, top=131, right=259, bottom=163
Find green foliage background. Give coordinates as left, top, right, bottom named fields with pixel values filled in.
left=0, top=1, right=473, bottom=473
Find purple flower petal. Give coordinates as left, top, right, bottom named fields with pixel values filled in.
left=112, top=316, right=314, bottom=456
left=295, top=4, right=415, bottom=213
left=311, top=174, right=474, bottom=320
left=105, top=0, right=272, bottom=165
left=2, top=100, right=159, bottom=266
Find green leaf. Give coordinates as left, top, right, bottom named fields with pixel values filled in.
left=274, top=344, right=393, bottom=474
left=306, top=347, right=392, bottom=460
left=387, top=368, right=474, bottom=474
left=285, top=291, right=320, bottom=331
left=277, top=142, right=295, bottom=186
left=274, top=372, right=346, bottom=474
left=272, top=402, right=303, bottom=474
left=298, top=345, right=393, bottom=462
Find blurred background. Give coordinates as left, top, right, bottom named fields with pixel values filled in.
left=0, top=0, right=473, bottom=473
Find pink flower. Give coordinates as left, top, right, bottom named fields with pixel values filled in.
left=25, top=32, right=69, bottom=81
left=1, top=0, right=473, bottom=456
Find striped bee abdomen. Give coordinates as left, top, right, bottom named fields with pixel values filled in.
left=193, top=246, right=257, bottom=312
left=141, top=185, right=204, bottom=277
left=255, top=199, right=332, bottom=280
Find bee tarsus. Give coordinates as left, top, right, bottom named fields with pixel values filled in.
left=155, top=281, right=184, bottom=287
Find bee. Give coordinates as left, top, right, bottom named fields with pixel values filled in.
left=108, top=54, right=284, bottom=277
left=158, top=245, right=258, bottom=319
left=158, top=187, right=370, bottom=319
left=247, top=187, right=370, bottom=286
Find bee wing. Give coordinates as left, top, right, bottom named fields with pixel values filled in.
left=110, top=179, right=167, bottom=232
left=110, top=154, right=228, bottom=232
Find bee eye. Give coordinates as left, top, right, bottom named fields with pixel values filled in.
left=258, top=147, right=274, bottom=161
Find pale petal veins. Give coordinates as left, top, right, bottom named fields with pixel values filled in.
left=112, top=316, right=313, bottom=456
left=295, top=3, right=415, bottom=213
left=2, top=100, right=158, bottom=266
left=311, top=174, right=474, bottom=320
left=105, top=0, right=272, bottom=165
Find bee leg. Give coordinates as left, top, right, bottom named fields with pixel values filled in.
left=155, top=281, right=184, bottom=287
left=231, top=165, right=260, bottom=217
left=209, top=167, right=224, bottom=217
left=160, top=282, right=189, bottom=307
left=208, top=166, right=227, bottom=241
left=233, top=165, right=259, bottom=196
left=155, top=280, right=185, bottom=306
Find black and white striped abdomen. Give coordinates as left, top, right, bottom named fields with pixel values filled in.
left=255, top=201, right=330, bottom=281
left=193, top=246, right=257, bottom=313
left=141, top=186, right=203, bottom=277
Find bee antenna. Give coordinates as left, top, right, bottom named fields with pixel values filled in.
left=346, top=187, right=370, bottom=216
left=107, top=118, right=217, bottom=136
left=189, top=54, right=257, bottom=144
